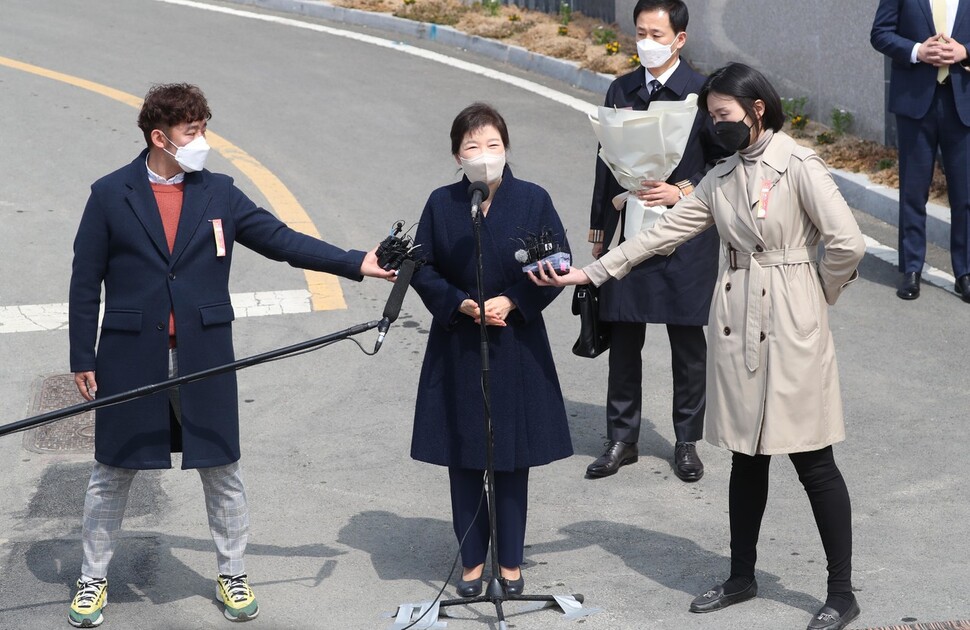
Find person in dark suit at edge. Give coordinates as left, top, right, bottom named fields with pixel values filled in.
left=67, top=83, right=394, bottom=628
left=586, top=0, right=728, bottom=481
left=871, top=0, right=970, bottom=302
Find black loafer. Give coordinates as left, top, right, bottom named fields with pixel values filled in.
left=674, top=441, right=704, bottom=482
left=689, top=579, right=758, bottom=613
left=806, top=598, right=860, bottom=630
left=456, top=576, right=482, bottom=597
left=955, top=274, right=970, bottom=303
left=586, top=441, right=638, bottom=478
left=896, top=272, right=921, bottom=300
left=501, top=575, right=524, bottom=595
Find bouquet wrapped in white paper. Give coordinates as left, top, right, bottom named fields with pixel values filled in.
left=589, top=94, right=698, bottom=240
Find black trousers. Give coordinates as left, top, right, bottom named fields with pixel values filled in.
left=606, top=322, right=706, bottom=444
left=729, top=446, right=853, bottom=595
left=448, top=467, right=529, bottom=569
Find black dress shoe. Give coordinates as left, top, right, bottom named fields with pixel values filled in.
left=586, top=441, right=638, bottom=478
left=501, top=575, right=524, bottom=595
left=806, top=597, right=860, bottom=630
left=955, top=274, right=970, bottom=303
left=456, top=576, right=482, bottom=597
left=896, top=272, right=921, bottom=300
left=689, top=579, right=758, bottom=613
left=674, top=441, right=704, bottom=482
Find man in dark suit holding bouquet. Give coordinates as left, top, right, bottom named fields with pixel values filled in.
left=586, top=0, right=727, bottom=481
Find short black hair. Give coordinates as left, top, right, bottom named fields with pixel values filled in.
left=449, top=102, right=510, bottom=155
left=137, top=83, right=211, bottom=146
left=698, top=63, right=785, bottom=133
left=633, top=0, right=689, bottom=32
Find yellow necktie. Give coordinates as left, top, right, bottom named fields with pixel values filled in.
left=932, top=0, right=949, bottom=83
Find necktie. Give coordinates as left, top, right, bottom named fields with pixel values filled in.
left=932, top=0, right=949, bottom=83
left=648, top=79, right=662, bottom=98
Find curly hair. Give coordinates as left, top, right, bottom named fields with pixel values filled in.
left=137, top=83, right=212, bottom=145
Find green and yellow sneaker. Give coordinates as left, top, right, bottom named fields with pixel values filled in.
left=216, top=573, right=259, bottom=622
left=68, top=577, right=107, bottom=628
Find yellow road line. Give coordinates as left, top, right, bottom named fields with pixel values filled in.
left=0, top=55, right=346, bottom=311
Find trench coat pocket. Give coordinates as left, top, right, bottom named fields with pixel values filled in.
left=199, top=302, right=236, bottom=326
left=101, top=309, right=142, bottom=332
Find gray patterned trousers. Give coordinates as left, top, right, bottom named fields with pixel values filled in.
left=80, top=348, right=250, bottom=579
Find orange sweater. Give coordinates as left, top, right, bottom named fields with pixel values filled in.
left=151, top=182, right=184, bottom=339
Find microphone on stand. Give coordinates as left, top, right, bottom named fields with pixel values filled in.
left=468, top=181, right=489, bottom=219
left=374, top=258, right=416, bottom=353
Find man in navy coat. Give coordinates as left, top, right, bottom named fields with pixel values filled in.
left=586, top=0, right=727, bottom=481
left=872, top=0, right=970, bottom=302
left=67, top=83, right=393, bottom=628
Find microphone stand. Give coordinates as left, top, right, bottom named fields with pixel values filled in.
left=390, top=188, right=590, bottom=629
left=0, top=320, right=380, bottom=438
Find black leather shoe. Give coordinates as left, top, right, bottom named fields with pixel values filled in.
left=674, top=441, right=704, bottom=482
left=456, top=575, right=482, bottom=597
left=586, top=441, right=638, bottom=478
left=896, top=272, right=921, bottom=300
left=501, top=575, right=524, bottom=595
left=955, top=274, right=970, bottom=303
left=806, top=597, right=860, bottom=630
left=689, top=580, right=758, bottom=613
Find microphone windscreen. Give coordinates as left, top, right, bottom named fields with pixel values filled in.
left=381, top=259, right=416, bottom=324
left=513, top=249, right=529, bottom=263
left=468, top=181, right=490, bottom=202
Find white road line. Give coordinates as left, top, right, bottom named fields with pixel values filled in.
left=154, top=0, right=599, bottom=116
left=863, top=235, right=958, bottom=295
left=0, top=290, right=312, bottom=334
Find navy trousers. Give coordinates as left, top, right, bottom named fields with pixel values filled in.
left=448, top=467, right=529, bottom=569
left=896, top=81, right=970, bottom=277
left=606, top=323, right=706, bottom=444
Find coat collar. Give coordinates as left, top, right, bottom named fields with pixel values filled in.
left=710, top=132, right=797, bottom=245
left=123, top=149, right=211, bottom=266
left=624, top=59, right=693, bottom=105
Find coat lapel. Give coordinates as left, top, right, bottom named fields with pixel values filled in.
left=918, top=0, right=936, bottom=33
left=124, top=154, right=170, bottom=261
left=713, top=155, right=762, bottom=243
left=170, top=171, right=210, bottom=266
left=954, top=0, right=970, bottom=34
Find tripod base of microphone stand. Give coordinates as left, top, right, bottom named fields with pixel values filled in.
left=387, top=581, right=597, bottom=629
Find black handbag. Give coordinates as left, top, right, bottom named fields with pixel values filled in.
left=571, top=283, right=611, bottom=358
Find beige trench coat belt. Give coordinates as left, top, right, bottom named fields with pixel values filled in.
left=726, top=244, right=819, bottom=372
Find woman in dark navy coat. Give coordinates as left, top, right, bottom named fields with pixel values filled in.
left=410, top=103, right=573, bottom=597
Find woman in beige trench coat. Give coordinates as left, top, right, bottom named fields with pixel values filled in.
left=532, top=63, right=865, bottom=630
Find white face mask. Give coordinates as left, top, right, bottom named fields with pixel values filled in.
left=163, top=133, right=210, bottom=173
left=459, top=151, right=506, bottom=184
left=637, top=36, right=678, bottom=69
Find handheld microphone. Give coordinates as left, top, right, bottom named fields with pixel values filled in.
left=468, top=181, right=490, bottom=218
left=375, top=259, right=416, bottom=353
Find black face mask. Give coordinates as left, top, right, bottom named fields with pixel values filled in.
left=713, top=120, right=752, bottom=152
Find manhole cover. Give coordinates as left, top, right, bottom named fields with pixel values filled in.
left=24, top=374, right=94, bottom=454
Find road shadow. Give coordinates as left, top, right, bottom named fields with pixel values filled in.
left=565, top=398, right=673, bottom=463
left=526, top=519, right=822, bottom=615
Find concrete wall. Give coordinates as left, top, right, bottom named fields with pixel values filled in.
left=613, top=0, right=889, bottom=143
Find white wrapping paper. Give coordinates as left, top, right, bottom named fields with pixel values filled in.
left=589, top=94, right=698, bottom=239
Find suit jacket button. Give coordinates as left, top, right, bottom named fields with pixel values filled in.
left=169, top=273, right=176, bottom=280
left=723, top=327, right=731, bottom=335
left=156, top=323, right=165, bottom=331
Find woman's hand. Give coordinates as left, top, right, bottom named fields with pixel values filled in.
left=636, top=180, right=681, bottom=207
left=460, top=297, right=514, bottom=326
left=528, top=260, right=590, bottom=287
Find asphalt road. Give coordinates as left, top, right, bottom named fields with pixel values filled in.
left=1, top=1, right=968, bottom=629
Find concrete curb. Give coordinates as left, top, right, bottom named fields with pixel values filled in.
left=225, top=0, right=615, bottom=94
left=223, top=0, right=952, bottom=251
left=830, top=168, right=951, bottom=252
